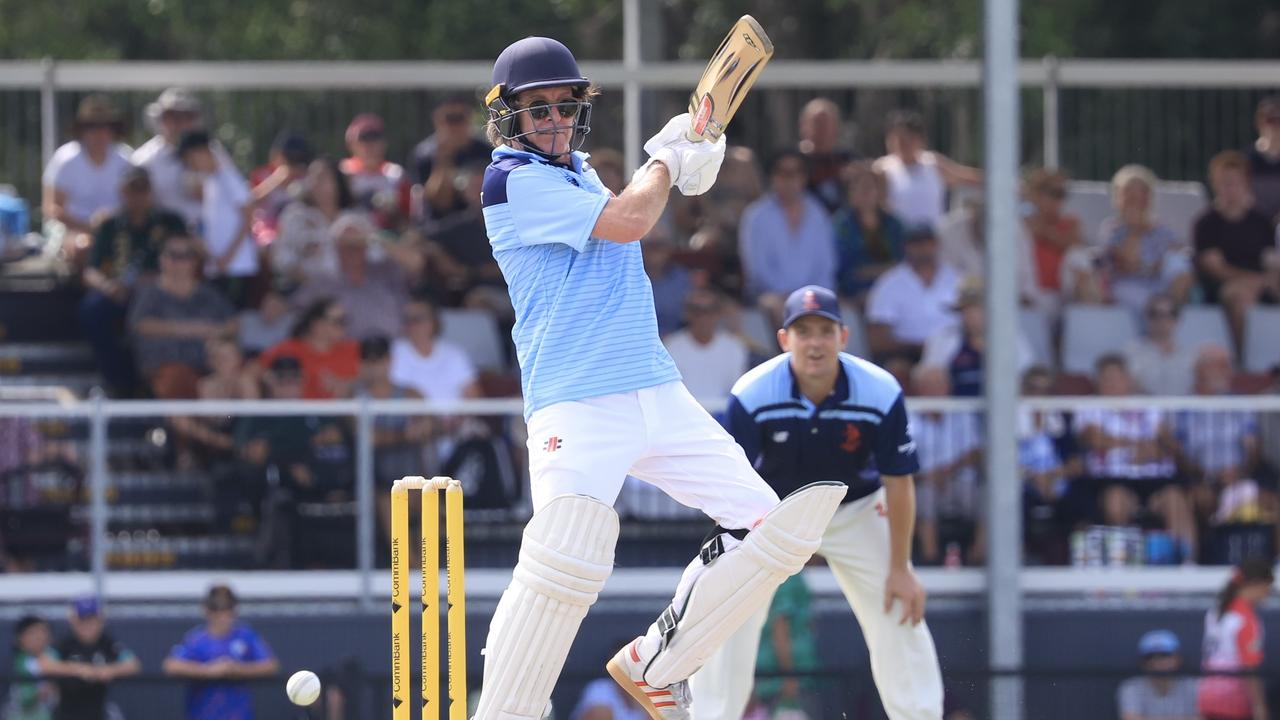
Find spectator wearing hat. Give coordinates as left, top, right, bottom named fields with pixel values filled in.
left=341, top=113, right=408, bottom=229
left=257, top=298, right=359, bottom=400
left=177, top=130, right=257, bottom=307
left=127, top=233, right=237, bottom=399
left=832, top=160, right=905, bottom=303
left=1246, top=95, right=1280, bottom=225
left=41, top=94, right=133, bottom=258
left=163, top=585, right=279, bottom=720
left=921, top=276, right=1034, bottom=396
left=132, top=88, right=241, bottom=230
left=865, top=224, right=961, bottom=364
left=662, top=289, right=749, bottom=403
left=739, top=150, right=837, bottom=325
left=80, top=166, right=187, bottom=395
left=42, top=596, right=140, bottom=720
left=874, top=109, right=982, bottom=229
left=409, top=96, right=492, bottom=225
left=291, top=213, right=419, bottom=342
left=1193, top=150, right=1280, bottom=353
left=1116, top=629, right=1198, bottom=720
left=247, top=131, right=314, bottom=242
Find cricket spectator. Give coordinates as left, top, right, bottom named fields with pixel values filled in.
left=273, top=157, right=362, bottom=286
left=291, top=213, right=416, bottom=342
left=1123, top=293, right=1201, bottom=396
left=341, top=113, right=408, bottom=229
left=1116, top=630, right=1199, bottom=720
left=257, top=299, right=359, bottom=400
left=1076, top=354, right=1196, bottom=562
left=921, top=277, right=1033, bottom=396
left=1096, top=164, right=1194, bottom=314
left=1018, top=366, right=1082, bottom=565
left=80, top=166, right=187, bottom=395
left=909, top=365, right=985, bottom=565
left=41, top=94, right=132, bottom=259
left=832, top=161, right=905, bottom=302
left=586, top=148, right=626, bottom=196
left=238, top=288, right=296, bottom=358
left=132, top=88, right=237, bottom=229
left=936, top=197, right=1039, bottom=305
left=739, top=150, right=836, bottom=324
left=5, top=615, right=55, bottom=720
left=409, top=97, right=493, bottom=223
left=418, top=156, right=510, bottom=316
left=44, top=596, right=141, bottom=720
left=1246, top=95, right=1280, bottom=224
left=171, top=334, right=261, bottom=469
left=662, top=289, right=749, bottom=403
left=1022, top=167, right=1083, bottom=308
left=127, top=233, right=237, bottom=399
left=163, top=585, right=279, bottom=720
left=247, top=131, right=314, bottom=243
left=797, top=97, right=855, bottom=213
left=643, top=227, right=696, bottom=336
left=389, top=298, right=482, bottom=401
left=865, top=224, right=961, bottom=364
left=1193, top=150, right=1280, bottom=351
left=875, top=109, right=982, bottom=229
left=176, top=130, right=257, bottom=306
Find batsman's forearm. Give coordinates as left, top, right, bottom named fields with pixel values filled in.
left=883, top=475, right=916, bottom=571
left=594, top=162, right=671, bottom=243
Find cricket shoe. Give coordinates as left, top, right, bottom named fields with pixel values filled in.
left=606, top=638, right=692, bottom=720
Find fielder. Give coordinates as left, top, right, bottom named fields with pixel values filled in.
left=689, top=285, right=944, bottom=719
left=472, top=37, right=847, bottom=720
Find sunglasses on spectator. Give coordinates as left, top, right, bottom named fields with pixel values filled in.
left=522, top=99, right=581, bottom=122
left=357, top=131, right=384, bottom=142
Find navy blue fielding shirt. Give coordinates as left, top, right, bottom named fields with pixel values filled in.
left=727, top=352, right=920, bottom=503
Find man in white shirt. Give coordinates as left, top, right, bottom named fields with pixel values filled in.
left=866, top=224, right=961, bottom=363
left=41, top=94, right=133, bottom=255
left=662, top=289, right=749, bottom=404
left=131, top=88, right=241, bottom=229
left=176, top=131, right=256, bottom=306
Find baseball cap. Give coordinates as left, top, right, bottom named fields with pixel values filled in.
left=1137, top=629, right=1180, bottom=657
left=72, top=595, right=101, bottom=619
left=782, top=285, right=842, bottom=329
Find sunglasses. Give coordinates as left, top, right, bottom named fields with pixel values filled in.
left=522, top=100, right=582, bottom=122
left=357, top=131, right=384, bottom=142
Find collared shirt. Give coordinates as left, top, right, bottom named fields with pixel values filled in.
left=866, top=262, right=961, bottom=344
left=481, top=145, right=679, bottom=419
left=727, top=352, right=918, bottom=502
left=738, top=192, right=837, bottom=298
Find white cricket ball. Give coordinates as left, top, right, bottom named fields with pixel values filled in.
left=286, top=670, right=321, bottom=706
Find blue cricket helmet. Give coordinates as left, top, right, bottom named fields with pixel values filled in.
left=486, top=37, right=593, bottom=159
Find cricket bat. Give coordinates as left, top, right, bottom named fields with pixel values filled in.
left=686, top=15, right=775, bottom=143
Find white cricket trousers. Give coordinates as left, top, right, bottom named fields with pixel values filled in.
left=689, top=487, right=944, bottom=720
left=525, top=380, right=779, bottom=526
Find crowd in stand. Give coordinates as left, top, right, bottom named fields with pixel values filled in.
left=13, top=84, right=1280, bottom=568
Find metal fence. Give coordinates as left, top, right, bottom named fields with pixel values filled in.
left=1, top=58, right=1279, bottom=211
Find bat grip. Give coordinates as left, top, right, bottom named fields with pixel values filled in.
left=684, top=129, right=707, bottom=143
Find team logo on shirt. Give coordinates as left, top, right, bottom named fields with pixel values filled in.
left=543, top=436, right=564, bottom=453
left=840, top=423, right=862, bottom=452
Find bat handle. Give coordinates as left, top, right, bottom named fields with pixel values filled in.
left=684, top=129, right=707, bottom=143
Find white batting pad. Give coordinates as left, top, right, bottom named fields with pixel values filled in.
left=642, top=482, right=847, bottom=687
left=473, top=494, right=620, bottom=720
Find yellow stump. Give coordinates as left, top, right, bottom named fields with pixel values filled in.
left=390, top=483, right=410, bottom=720
left=445, top=483, right=468, bottom=720
left=421, top=483, right=440, bottom=718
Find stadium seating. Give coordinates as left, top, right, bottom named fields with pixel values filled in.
left=1244, top=305, right=1280, bottom=373
left=1175, top=305, right=1234, bottom=358
left=1019, top=306, right=1055, bottom=368
left=1061, top=303, right=1138, bottom=374
left=439, top=308, right=508, bottom=372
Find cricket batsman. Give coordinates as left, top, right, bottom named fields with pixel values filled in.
left=690, top=285, right=944, bottom=719
left=470, top=37, right=847, bottom=720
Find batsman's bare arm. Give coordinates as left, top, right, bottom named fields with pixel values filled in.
left=592, top=161, right=672, bottom=244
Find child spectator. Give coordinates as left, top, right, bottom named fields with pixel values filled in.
left=163, top=585, right=279, bottom=720
left=662, top=289, right=749, bottom=403
left=797, top=97, right=855, bottom=213
left=389, top=298, right=482, bottom=401
left=41, top=95, right=132, bottom=260
left=45, top=596, right=141, bottom=720
left=1246, top=95, right=1280, bottom=225
left=1116, top=629, right=1199, bottom=720
left=1123, top=293, right=1201, bottom=396
left=341, top=113, right=408, bottom=229
left=176, top=130, right=257, bottom=306
left=5, top=615, right=55, bottom=720
left=409, top=97, right=493, bottom=224
left=257, top=299, right=359, bottom=400
left=874, top=109, right=981, bottom=229
left=1193, top=150, right=1279, bottom=351
left=866, top=224, right=961, bottom=364
left=247, top=131, right=313, bottom=242
left=238, top=288, right=296, bottom=358
left=753, top=574, right=820, bottom=718
left=273, top=157, right=361, bottom=287
left=832, top=161, right=905, bottom=302
left=1096, top=164, right=1194, bottom=314
left=80, top=166, right=187, bottom=395
left=127, top=234, right=237, bottom=399
left=1198, top=558, right=1274, bottom=720
left=1023, top=167, right=1083, bottom=308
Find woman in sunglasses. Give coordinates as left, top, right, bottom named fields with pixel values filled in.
left=1023, top=166, right=1082, bottom=307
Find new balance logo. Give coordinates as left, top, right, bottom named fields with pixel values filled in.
left=543, top=436, right=564, bottom=452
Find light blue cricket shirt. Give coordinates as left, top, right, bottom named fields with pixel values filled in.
left=481, top=145, right=680, bottom=419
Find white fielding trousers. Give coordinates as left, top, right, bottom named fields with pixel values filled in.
left=689, top=488, right=945, bottom=720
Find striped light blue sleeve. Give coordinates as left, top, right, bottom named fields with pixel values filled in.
left=506, top=165, right=609, bottom=252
